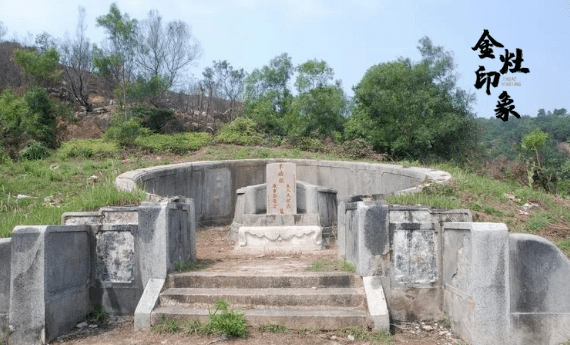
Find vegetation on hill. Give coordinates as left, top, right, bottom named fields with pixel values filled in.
left=0, top=3, right=568, bottom=260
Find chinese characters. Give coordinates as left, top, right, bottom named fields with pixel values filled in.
left=266, top=163, right=297, bottom=215
left=472, top=30, right=529, bottom=121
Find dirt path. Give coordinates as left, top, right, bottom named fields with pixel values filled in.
left=52, top=227, right=467, bottom=345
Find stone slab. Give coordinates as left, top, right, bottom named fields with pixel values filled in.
left=152, top=306, right=369, bottom=330
left=363, top=276, right=390, bottom=331
left=134, top=278, right=165, bottom=331
left=236, top=226, right=323, bottom=252
left=0, top=238, right=10, bottom=330
left=241, top=214, right=319, bottom=227
left=266, top=163, right=297, bottom=215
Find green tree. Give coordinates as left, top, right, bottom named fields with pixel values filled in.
left=95, top=2, right=138, bottom=108
left=346, top=38, right=478, bottom=161
left=286, top=60, right=347, bottom=138
left=12, top=47, right=62, bottom=87
left=244, top=53, right=294, bottom=134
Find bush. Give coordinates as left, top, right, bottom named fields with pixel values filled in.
left=341, top=138, right=375, bottom=158
left=59, top=139, right=120, bottom=159
left=128, top=104, right=174, bottom=133
left=104, top=116, right=151, bottom=146
left=18, top=140, right=50, bottom=161
left=0, top=147, right=11, bottom=165
left=286, top=135, right=325, bottom=153
left=134, top=132, right=211, bottom=154
left=23, top=87, right=56, bottom=148
left=216, top=117, right=264, bottom=146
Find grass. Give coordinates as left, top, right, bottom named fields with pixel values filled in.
left=559, top=238, right=570, bottom=257
left=134, top=132, right=211, bottom=154
left=306, top=258, right=356, bottom=273
left=257, top=323, right=290, bottom=334
left=387, top=162, right=570, bottom=251
left=173, top=260, right=209, bottom=272
left=153, top=299, right=248, bottom=338
left=2, top=135, right=570, bottom=258
left=87, top=304, right=107, bottom=323
left=339, top=325, right=394, bottom=344
left=0, top=329, right=10, bottom=345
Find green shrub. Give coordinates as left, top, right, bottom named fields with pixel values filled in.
left=59, top=139, right=120, bottom=159
left=216, top=117, right=264, bottom=146
left=128, top=104, right=174, bottom=133
left=104, top=116, right=151, bottom=146
left=341, top=138, right=375, bottom=158
left=23, top=87, right=56, bottom=148
left=0, top=147, right=11, bottom=165
left=207, top=299, right=248, bottom=337
left=134, top=132, right=210, bottom=154
left=87, top=304, right=107, bottom=323
left=287, top=136, right=325, bottom=152
left=18, top=141, right=50, bottom=161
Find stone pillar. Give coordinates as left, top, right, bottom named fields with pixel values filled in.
left=443, top=222, right=510, bottom=345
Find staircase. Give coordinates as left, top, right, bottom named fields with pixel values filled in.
left=149, top=270, right=371, bottom=329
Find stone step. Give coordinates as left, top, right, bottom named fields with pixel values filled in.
left=159, top=287, right=367, bottom=308
left=151, top=306, right=370, bottom=330
left=166, top=271, right=363, bottom=289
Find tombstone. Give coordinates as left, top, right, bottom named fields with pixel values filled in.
left=232, top=162, right=338, bottom=252
left=266, top=163, right=297, bottom=215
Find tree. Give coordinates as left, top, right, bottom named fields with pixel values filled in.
left=287, top=60, right=346, bottom=138
left=201, top=60, right=246, bottom=120
left=346, top=38, right=478, bottom=160
left=135, top=9, right=202, bottom=89
left=0, top=21, right=7, bottom=42
left=35, top=32, right=57, bottom=54
left=59, top=6, right=93, bottom=111
left=13, top=47, right=62, bottom=87
left=244, top=53, right=294, bottom=133
left=294, top=59, right=334, bottom=94
left=95, top=3, right=138, bottom=85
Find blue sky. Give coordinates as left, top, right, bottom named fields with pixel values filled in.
left=1, top=0, right=569, bottom=118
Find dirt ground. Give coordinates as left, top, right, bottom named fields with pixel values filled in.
left=50, top=227, right=467, bottom=345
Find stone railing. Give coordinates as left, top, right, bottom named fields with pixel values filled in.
left=1, top=197, right=195, bottom=344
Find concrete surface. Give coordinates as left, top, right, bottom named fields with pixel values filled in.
left=363, top=276, right=390, bottom=331
left=150, top=267, right=369, bottom=330
left=134, top=278, right=165, bottom=331
left=116, top=159, right=451, bottom=226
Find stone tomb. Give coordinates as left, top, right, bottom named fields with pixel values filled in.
left=234, top=163, right=337, bottom=252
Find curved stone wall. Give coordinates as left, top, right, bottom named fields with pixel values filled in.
left=116, top=159, right=451, bottom=226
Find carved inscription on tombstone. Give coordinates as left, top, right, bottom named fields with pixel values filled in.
left=266, top=163, right=296, bottom=215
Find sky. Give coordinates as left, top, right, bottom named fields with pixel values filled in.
left=1, top=0, right=569, bottom=118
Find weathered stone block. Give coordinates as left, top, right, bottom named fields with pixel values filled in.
left=9, top=225, right=91, bottom=345
left=443, top=222, right=510, bottom=345
left=509, top=233, right=570, bottom=345
left=236, top=226, right=323, bottom=252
